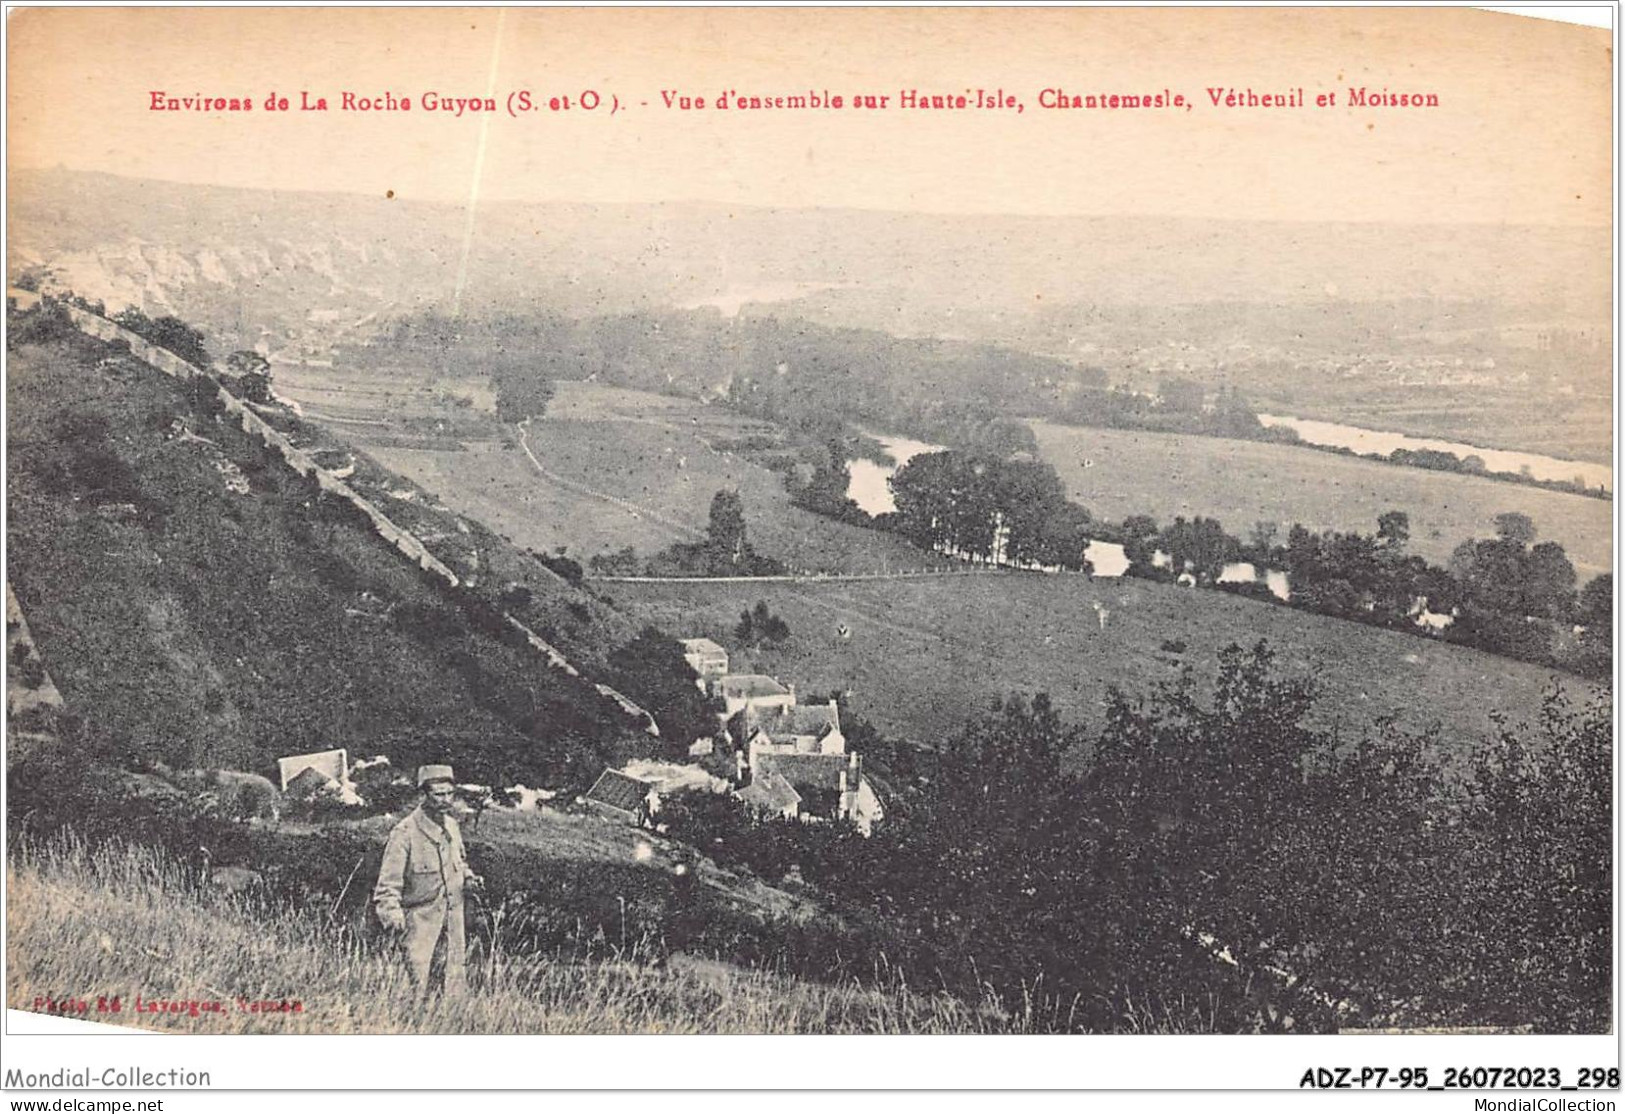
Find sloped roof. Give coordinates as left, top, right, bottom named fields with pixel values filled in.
left=680, top=638, right=728, bottom=658
left=757, top=752, right=853, bottom=793
left=285, top=766, right=339, bottom=799
left=585, top=769, right=652, bottom=813
left=718, top=674, right=789, bottom=701
left=737, top=770, right=802, bottom=813
left=751, top=701, right=840, bottom=739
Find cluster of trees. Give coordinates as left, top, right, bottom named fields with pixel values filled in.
left=887, top=451, right=1094, bottom=569
left=603, top=626, right=723, bottom=751
left=801, top=444, right=1607, bottom=677
left=1153, top=512, right=1605, bottom=676
left=223, top=350, right=274, bottom=404
left=787, top=441, right=872, bottom=526
left=666, top=645, right=1611, bottom=1032
left=107, top=305, right=214, bottom=369
left=1060, top=380, right=1285, bottom=443
left=1287, top=441, right=1611, bottom=502
left=353, top=308, right=1100, bottom=454
left=735, top=600, right=791, bottom=647
left=641, top=491, right=788, bottom=578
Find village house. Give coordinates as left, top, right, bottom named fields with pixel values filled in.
left=740, top=700, right=846, bottom=773
left=736, top=769, right=801, bottom=821
left=276, top=747, right=349, bottom=791
left=750, top=751, right=884, bottom=835
left=584, top=769, right=660, bottom=826
left=680, top=641, right=885, bottom=834
left=715, top=673, right=795, bottom=717
left=678, top=637, right=729, bottom=689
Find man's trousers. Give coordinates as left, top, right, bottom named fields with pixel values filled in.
left=402, top=899, right=466, bottom=996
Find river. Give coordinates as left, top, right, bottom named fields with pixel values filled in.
left=846, top=433, right=946, bottom=516
left=1258, top=414, right=1612, bottom=494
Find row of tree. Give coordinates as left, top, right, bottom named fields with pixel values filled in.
left=803, top=446, right=1609, bottom=677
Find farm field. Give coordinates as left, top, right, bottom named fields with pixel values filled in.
left=272, top=362, right=498, bottom=426
left=1031, top=421, right=1613, bottom=579
left=608, top=572, right=1599, bottom=765
left=346, top=382, right=955, bottom=574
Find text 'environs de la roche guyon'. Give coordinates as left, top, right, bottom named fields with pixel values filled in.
left=147, top=84, right=1441, bottom=119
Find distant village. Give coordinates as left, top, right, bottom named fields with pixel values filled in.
left=581, top=637, right=882, bottom=835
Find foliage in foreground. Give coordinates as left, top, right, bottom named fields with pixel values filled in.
left=673, top=644, right=1612, bottom=1034
left=5, top=836, right=1101, bottom=1035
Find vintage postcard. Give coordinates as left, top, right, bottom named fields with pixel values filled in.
left=2, top=4, right=1616, bottom=1097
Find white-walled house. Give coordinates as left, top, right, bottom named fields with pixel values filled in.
left=751, top=750, right=884, bottom=835
left=679, top=637, right=729, bottom=689
left=716, top=673, right=796, bottom=717
left=743, top=700, right=846, bottom=773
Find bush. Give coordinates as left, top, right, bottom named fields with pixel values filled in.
left=537, top=552, right=584, bottom=586
left=735, top=601, right=790, bottom=646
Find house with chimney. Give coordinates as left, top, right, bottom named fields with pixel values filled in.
left=750, top=750, right=884, bottom=835
left=739, top=700, right=846, bottom=769
left=727, top=698, right=883, bottom=835
left=681, top=638, right=884, bottom=834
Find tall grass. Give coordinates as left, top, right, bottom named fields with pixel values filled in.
left=7, top=836, right=1060, bottom=1034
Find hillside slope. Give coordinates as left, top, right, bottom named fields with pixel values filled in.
left=9, top=838, right=1019, bottom=1035
left=611, top=572, right=1600, bottom=762
left=5, top=322, right=651, bottom=787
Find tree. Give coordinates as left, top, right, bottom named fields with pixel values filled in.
left=1577, top=573, right=1612, bottom=633
left=226, top=350, right=270, bottom=377
left=1523, top=541, right=1577, bottom=620
left=1376, top=510, right=1410, bottom=553
left=707, top=490, right=748, bottom=567
left=1574, top=574, right=1612, bottom=675
left=606, top=627, right=721, bottom=747
left=1249, top=521, right=1280, bottom=559
left=1157, top=516, right=1239, bottom=581
left=147, top=315, right=213, bottom=368
left=492, top=368, right=556, bottom=423
left=990, top=459, right=1070, bottom=566
left=1159, top=378, right=1205, bottom=414
left=226, top=350, right=273, bottom=403
left=1494, top=512, right=1537, bottom=547
left=736, top=601, right=790, bottom=646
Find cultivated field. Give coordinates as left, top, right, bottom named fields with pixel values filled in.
left=271, top=362, right=497, bottom=428
left=608, top=572, right=1598, bottom=764
left=1031, top=421, right=1613, bottom=579
left=344, top=382, right=954, bottom=574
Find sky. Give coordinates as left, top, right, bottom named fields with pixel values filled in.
left=5, top=6, right=1613, bottom=225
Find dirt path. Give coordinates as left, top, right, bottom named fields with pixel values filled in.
left=516, top=422, right=704, bottom=542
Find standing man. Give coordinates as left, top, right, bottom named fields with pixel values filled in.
left=373, top=764, right=480, bottom=997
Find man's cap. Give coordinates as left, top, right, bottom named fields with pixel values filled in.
left=417, top=764, right=454, bottom=787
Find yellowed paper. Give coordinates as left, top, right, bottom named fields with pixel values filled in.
left=3, top=4, right=1615, bottom=1090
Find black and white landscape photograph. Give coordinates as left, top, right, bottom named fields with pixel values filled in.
left=3, top=6, right=1614, bottom=1061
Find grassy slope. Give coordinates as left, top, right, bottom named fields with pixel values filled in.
left=333, top=381, right=956, bottom=574
left=607, top=573, right=1598, bottom=764
left=1032, top=421, right=1613, bottom=579
left=4, top=335, right=642, bottom=783
left=7, top=839, right=1021, bottom=1035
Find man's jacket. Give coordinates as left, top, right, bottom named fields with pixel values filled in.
left=373, top=805, right=470, bottom=924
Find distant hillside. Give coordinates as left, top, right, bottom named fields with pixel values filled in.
left=5, top=317, right=664, bottom=787
left=10, top=167, right=1607, bottom=342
